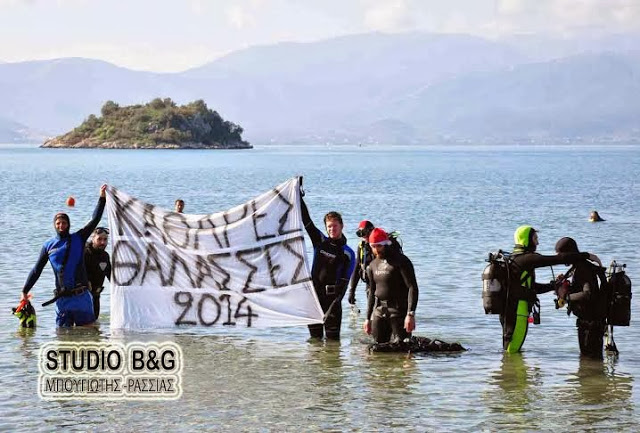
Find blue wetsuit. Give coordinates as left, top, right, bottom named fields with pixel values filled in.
left=23, top=197, right=106, bottom=326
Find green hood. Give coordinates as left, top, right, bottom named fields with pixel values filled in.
left=513, top=225, right=536, bottom=252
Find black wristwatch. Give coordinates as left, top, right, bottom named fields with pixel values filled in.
left=407, top=311, right=415, bottom=317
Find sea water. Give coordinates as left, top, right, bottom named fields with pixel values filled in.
left=0, top=143, right=638, bottom=432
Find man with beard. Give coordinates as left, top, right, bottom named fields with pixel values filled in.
left=363, top=228, right=418, bottom=343
left=84, top=227, right=111, bottom=319
left=300, top=193, right=355, bottom=340
left=20, top=185, right=107, bottom=327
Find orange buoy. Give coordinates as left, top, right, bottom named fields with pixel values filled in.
left=66, top=196, right=76, bottom=207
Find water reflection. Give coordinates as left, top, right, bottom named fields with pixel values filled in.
left=359, top=351, right=419, bottom=430
left=483, top=353, right=543, bottom=430
left=560, top=356, right=634, bottom=431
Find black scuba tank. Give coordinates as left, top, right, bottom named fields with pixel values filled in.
left=607, top=261, right=632, bottom=326
left=482, top=252, right=509, bottom=314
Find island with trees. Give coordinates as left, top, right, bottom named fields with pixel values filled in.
left=42, top=98, right=251, bottom=149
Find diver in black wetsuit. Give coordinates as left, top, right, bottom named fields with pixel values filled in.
left=555, top=237, right=608, bottom=359
left=348, top=220, right=375, bottom=306
left=300, top=195, right=355, bottom=340
left=501, top=225, right=602, bottom=352
left=364, top=228, right=418, bottom=344
left=84, top=227, right=111, bottom=319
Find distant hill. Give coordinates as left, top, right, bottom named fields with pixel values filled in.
left=1, top=32, right=639, bottom=144
left=382, top=52, right=640, bottom=141
left=42, top=98, right=251, bottom=149
left=0, top=116, right=46, bottom=143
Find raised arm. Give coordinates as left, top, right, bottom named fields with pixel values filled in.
left=79, top=185, right=107, bottom=241
left=300, top=196, right=323, bottom=247
left=520, top=252, right=591, bottom=269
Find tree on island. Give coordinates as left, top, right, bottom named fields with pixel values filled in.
left=43, top=98, right=251, bottom=149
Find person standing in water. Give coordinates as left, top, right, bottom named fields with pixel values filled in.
left=20, top=185, right=107, bottom=327
left=175, top=199, right=185, bottom=213
left=554, top=237, right=608, bottom=359
left=348, top=220, right=375, bottom=307
left=84, top=227, right=111, bottom=319
left=363, top=228, right=418, bottom=344
left=300, top=191, right=355, bottom=340
left=501, top=225, right=601, bottom=353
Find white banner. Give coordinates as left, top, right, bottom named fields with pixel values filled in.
left=106, top=178, right=324, bottom=329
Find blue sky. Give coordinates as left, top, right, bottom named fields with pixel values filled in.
left=0, top=0, right=638, bottom=72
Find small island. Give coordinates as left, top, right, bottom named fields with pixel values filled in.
left=42, top=98, right=252, bottom=149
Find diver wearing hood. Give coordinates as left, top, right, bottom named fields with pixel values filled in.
left=300, top=192, right=355, bottom=340
left=348, top=220, right=375, bottom=306
left=501, top=225, right=601, bottom=353
left=20, top=185, right=107, bottom=327
left=555, top=237, right=608, bottom=359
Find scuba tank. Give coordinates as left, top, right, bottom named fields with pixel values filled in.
left=482, top=251, right=509, bottom=314
left=12, top=295, right=37, bottom=328
left=607, top=261, right=632, bottom=326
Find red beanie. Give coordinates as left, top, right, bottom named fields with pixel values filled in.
left=369, top=228, right=391, bottom=246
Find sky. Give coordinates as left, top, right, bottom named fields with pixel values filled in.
left=0, top=0, right=638, bottom=72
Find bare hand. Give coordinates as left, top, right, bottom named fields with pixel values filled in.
left=363, top=319, right=371, bottom=335
left=404, top=315, right=415, bottom=333
left=100, top=184, right=107, bottom=198
left=20, top=292, right=27, bottom=302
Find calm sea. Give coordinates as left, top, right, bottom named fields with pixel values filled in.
left=0, top=144, right=638, bottom=432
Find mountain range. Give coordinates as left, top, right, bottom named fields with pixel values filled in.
left=0, top=32, right=638, bottom=145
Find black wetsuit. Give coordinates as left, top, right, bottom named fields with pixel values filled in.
left=84, top=244, right=111, bottom=319
left=348, top=240, right=373, bottom=304
left=366, top=250, right=418, bottom=344
left=565, top=261, right=608, bottom=358
left=501, top=249, right=590, bottom=350
left=301, top=199, right=355, bottom=340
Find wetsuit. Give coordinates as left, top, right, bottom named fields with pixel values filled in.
left=301, top=199, right=355, bottom=339
left=366, top=250, right=418, bottom=344
left=84, top=243, right=111, bottom=319
left=564, top=261, right=608, bottom=358
left=22, top=197, right=106, bottom=326
left=348, top=240, right=373, bottom=304
left=502, top=249, right=590, bottom=351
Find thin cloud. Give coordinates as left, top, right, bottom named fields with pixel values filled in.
left=226, top=4, right=257, bottom=29
left=363, top=0, right=415, bottom=32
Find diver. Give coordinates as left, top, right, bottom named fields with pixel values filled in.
left=300, top=190, right=355, bottom=340
left=363, top=228, right=418, bottom=344
left=347, top=220, right=375, bottom=307
left=554, top=237, right=608, bottom=359
left=20, top=185, right=107, bottom=327
left=501, top=225, right=601, bottom=353
left=84, top=226, right=111, bottom=319
left=589, top=210, right=605, bottom=222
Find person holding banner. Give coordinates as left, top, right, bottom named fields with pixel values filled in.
left=20, top=185, right=107, bottom=327
left=84, top=227, right=111, bottom=319
left=300, top=194, right=355, bottom=340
